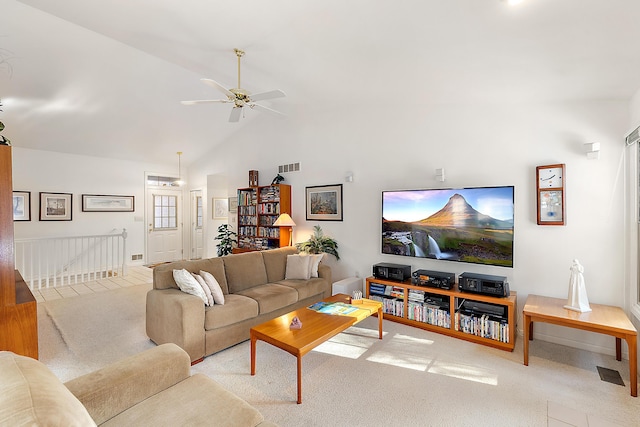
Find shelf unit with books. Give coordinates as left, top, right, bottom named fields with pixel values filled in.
left=234, top=184, right=291, bottom=252
left=366, top=276, right=516, bottom=351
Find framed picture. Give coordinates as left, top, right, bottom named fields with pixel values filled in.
left=81, top=194, right=135, bottom=212
left=213, top=198, right=229, bottom=219
left=228, top=196, right=238, bottom=213
left=306, top=184, right=343, bottom=221
left=13, top=191, right=31, bottom=221
left=40, top=192, right=72, bottom=221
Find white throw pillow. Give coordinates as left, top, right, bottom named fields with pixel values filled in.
left=173, top=269, right=208, bottom=305
left=200, top=270, right=225, bottom=305
left=305, top=253, right=324, bottom=278
left=192, top=273, right=213, bottom=306
left=285, top=254, right=311, bottom=280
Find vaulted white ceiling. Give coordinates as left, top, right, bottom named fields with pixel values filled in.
left=1, top=0, right=640, bottom=165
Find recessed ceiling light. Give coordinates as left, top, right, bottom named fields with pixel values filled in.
left=502, top=0, right=524, bottom=5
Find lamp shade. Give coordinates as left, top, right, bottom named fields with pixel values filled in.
left=273, top=213, right=296, bottom=227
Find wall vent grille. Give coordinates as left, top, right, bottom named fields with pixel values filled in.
left=278, top=162, right=301, bottom=173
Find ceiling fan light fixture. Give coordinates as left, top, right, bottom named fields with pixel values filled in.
left=181, top=48, right=286, bottom=122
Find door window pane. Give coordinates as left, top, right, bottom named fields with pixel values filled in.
left=196, top=196, right=203, bottom=228
left=154, top=195, right=178, bottom=229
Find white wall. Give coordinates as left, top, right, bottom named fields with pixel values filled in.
left=190, top=99, right=630, bottom=356
left=11, top=147, right=174, bottom=264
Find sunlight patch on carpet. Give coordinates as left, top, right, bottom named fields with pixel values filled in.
left=366, top=333, right=435, bottom=371
left=312, top=326, right=381, bottom=359
left=428, top=361, right=498, bottom=385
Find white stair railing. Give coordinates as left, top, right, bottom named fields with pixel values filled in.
left=14, top=229, right=128, bottom=290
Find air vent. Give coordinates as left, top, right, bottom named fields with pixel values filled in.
left=625, top=126, right=640, bottom=146
left=278, top=162, right=301, bottom=173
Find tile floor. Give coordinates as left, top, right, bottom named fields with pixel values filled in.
left=548, top=401, right=623, bottom=427
left=32, top=265, right=152, bottom=302
left=31, top=265, right=623, bottom=426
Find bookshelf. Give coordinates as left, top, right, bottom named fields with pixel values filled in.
left=0, top=145, right=38, bottom=359
left=366, top=276, right=516, bottom=352
left=235, top=184, right=291, bottom=252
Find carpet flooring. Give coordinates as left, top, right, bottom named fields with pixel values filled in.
left=37, top=284, right=640, bottom=426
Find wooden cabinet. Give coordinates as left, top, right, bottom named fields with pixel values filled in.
left=0, top=145, right=38, bottom=359
left=366, top=276, right=516, bottom=352
left=235, top=184, right=291, bottom=252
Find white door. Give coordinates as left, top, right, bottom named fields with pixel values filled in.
left=190, top=190, right=204, bottom=260
left=146, top=188, right=183, bottom=264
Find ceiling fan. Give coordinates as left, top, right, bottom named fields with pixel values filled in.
left=181, top=48, right=286, bottom=122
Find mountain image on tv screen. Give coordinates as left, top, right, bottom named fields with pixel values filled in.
left=382, top=186, right=514, bottom=268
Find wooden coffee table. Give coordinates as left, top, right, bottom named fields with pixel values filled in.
left=523, top=294, right=637, bottom=397
left=250, top=294, right=383, bottom=403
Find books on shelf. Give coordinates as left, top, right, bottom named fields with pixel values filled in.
left=258, top=203, right=280, bottom=215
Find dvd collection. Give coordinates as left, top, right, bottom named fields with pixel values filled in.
left=407, top=301, right=450, bottom=328
left=237, top=236, right=271, bottom=250
left=369, top=281, right=509, bottom=343
left=369, top=294, right=404, bottom=317
left=455, top=312, right=509, bottom=343
left=259, top=186, right=281, bottom=202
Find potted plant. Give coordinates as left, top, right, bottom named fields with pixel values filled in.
left=215, top=224, right=237, bottom=257
left=296, top=225, right=340, bottom=260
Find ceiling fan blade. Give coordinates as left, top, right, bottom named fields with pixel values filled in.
left=229, top=107, right=242, bottom=122
left=250, top=103, right=286, bottom=117
left=200, top=78, right=234, bottom=98
left=250, top=89, right=286, bottom=102
left=181, top=99, right=229, bottom=105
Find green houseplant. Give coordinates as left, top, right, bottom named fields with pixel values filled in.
left=215, top=224, right=237, bottom=257
left=296, top=225, right=340, bottom=260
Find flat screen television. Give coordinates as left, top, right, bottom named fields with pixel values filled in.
left=382, top=186, right=514, bottom=267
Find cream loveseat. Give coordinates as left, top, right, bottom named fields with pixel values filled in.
left=0, top=343, right=276, bottom=426
left=146, top=246, right=332, bottom=363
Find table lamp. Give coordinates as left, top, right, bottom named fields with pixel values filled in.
left=273, top=213, right=296, bottom=246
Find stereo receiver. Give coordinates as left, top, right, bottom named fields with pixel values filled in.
left=372, top=263, right=411, bottom=281
left=411, top=269, right=455, bottom=290
left=459, top=272, right=510, bottom=298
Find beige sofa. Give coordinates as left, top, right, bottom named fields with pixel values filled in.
left=146, top=246, right=332, bottom=363
left=0, top=343, right=277, bottom=426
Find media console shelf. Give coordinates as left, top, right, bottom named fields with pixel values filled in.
left=366, top=276, right=516, bottom=352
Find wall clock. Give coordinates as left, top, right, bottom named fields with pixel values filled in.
left=536, top=164, right=565, bottom=225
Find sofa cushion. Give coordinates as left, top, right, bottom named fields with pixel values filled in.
left=204, top=294, right=259, bottom=330
left=192, top=273, right=213, bottom=306
left=0, top=351, right=97, bottom=427
left=101, top=373, right=265, bottom=427
left=173, top=269, right=208, bottom=305
left=278, top=277, right=329, bottom=301
left=237, top=283, right=299, bottom=314
left=285, top=254, right=311, bottom=280
left=261, top=246, right=298, bottom=282
left=306, top=254, right=324, bottom=278
left=154, top=258, right=228, bottom=294
left=200, top=270, right=225, bottom=305
left=223, top=251, right=269, bottom=293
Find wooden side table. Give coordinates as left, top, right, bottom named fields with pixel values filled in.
left=523, top=294, right=637, bottom=397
